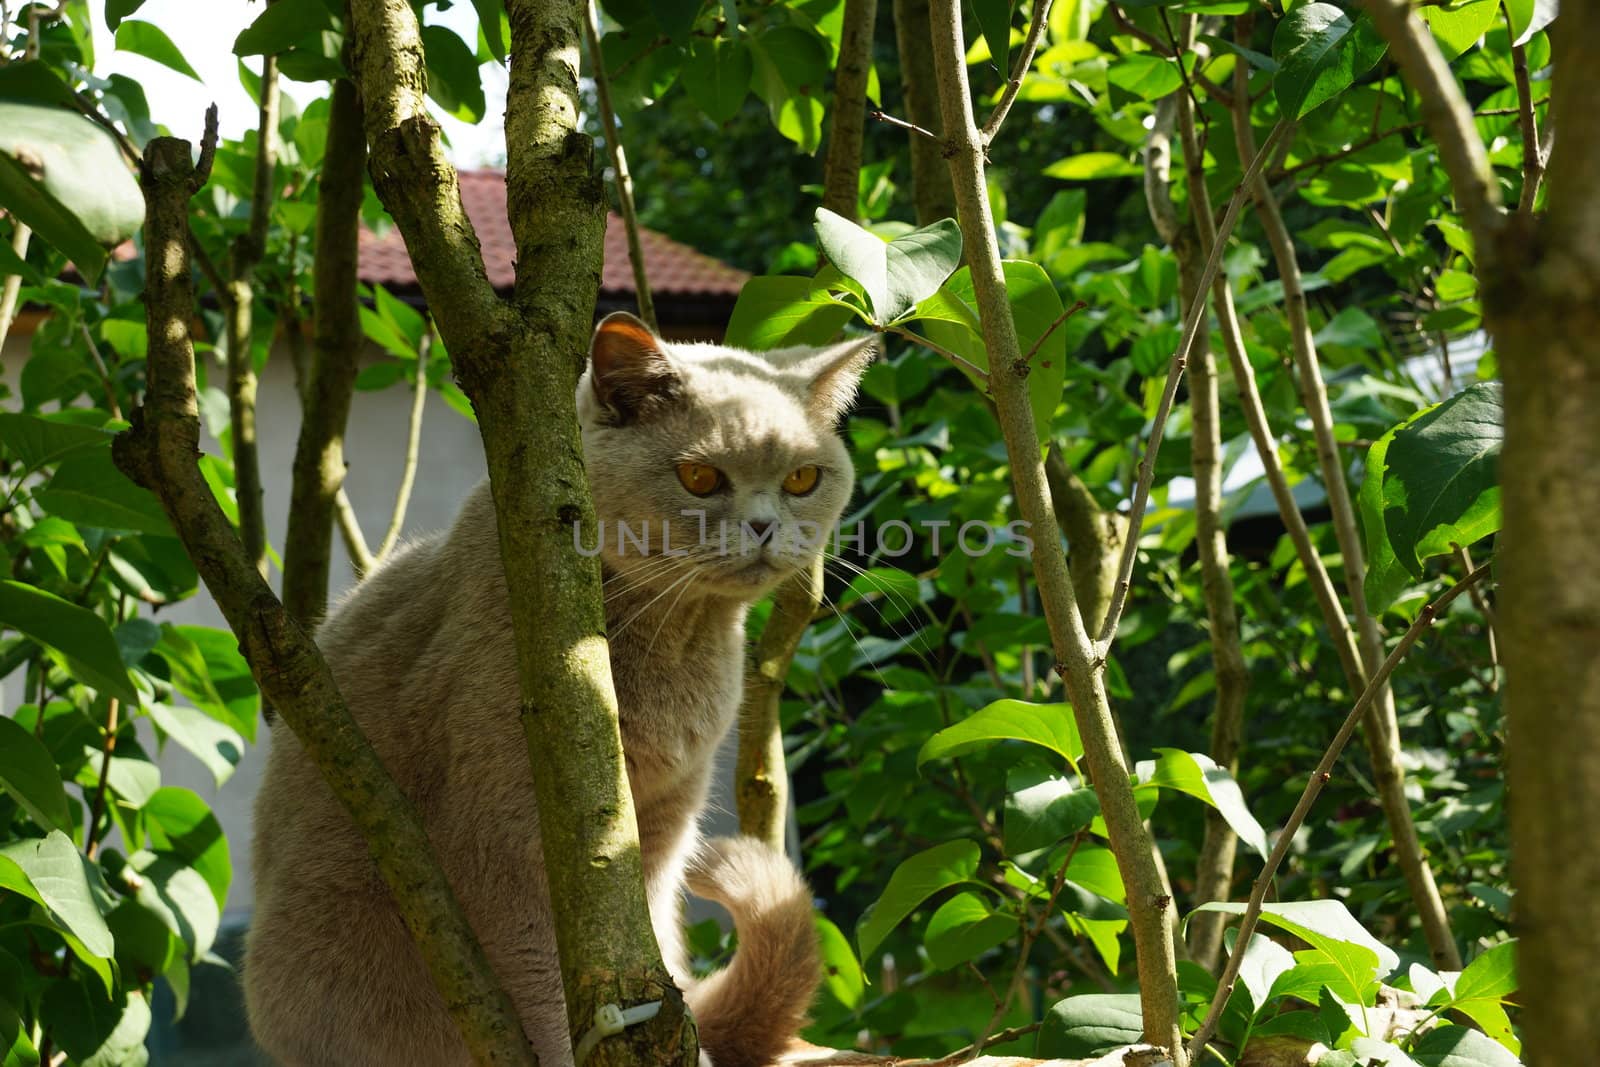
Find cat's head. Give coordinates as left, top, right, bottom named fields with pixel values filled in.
left=575, top=312, right=875, bottom=600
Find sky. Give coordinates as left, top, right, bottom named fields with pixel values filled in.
left=84, top=0, right=511, bottom=166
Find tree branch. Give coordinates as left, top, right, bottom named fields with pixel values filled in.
left=282, top=77, right=367, bottom=626
left=926, top=1, right=1187, bottom=1059
left=1186, top=564, right=1492, bottom=1061
left=374, top=347, right=428, bottom=563
left=584, top=0, right=658, bottom=332
left=821, top=0, right=879, bottom=218
left=115, top=135, right=534, bottom=1067
left=1095, top=118, right=1289, bottom=652
left=893, top=0, right=957, bottom=225
left=1505, top=3, right=1544, bottom=214
left=980, top=0, right=1055, bottom=144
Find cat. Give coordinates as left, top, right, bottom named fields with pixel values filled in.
left=244, top=312, right=877, bottom=1067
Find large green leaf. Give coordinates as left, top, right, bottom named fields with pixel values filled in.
left=470, top=0, right=507, bottom=61
left=918, top=261, right=1069, bottom=441
left=233, top=0, right=335, bottom=55
left=145, top=701, right=245, bottom=788
left=918, top=699, right=1083, bottom=771
left=1428, top=941, right=1519, bottom=1053
left=0, top=413, right=111, bottom=471
left=974, top=0, right=1015, bottom=71
left=651, top=0, right=704, bottom=42
left=1193, top=899, right=1400, bottom=978
left=814, top=210, right=962, bottom=324
left=1503, top=0, right=1557, bottom=43
left=104, top=0, right=148, bottom=30
left=1412, top=1025, right=1522, bottom=1067
left=422, top=25, right=486, bottom=123
left=1135, top=749, right=1269, bottom=858
left=815, top=915, right=864, bottom=1009
left=680, top=38, right=753, bottom=124
left=35, top=450, right=174, bottom=537
left=114, top=20, right=200, bottom=80
left=0, top=716, right=74, bottom=834
left=1003, top=766, right=1100, bottom=855
left=1106, top=53, right=1183, bottom=101
left=0, top=831, right=114, bottom=960
left=856, top=840, right=980, bottom=959
left=39, top=980, right=150, bottom=1067
left=1361, top=382, right=1502, bottom=609
left=1037, top=994, right=1143, bottom=1059
left=0, top=104, right=144, bottom=279
left=1419, top=0, right=1500, bottom=60
left=128, top=850, right=220, bottom=960
left=724, top=275, right=857, bottom=350
left=143, top=788, right=231, bottom=910
left=1272, top=4, right=1388, bottom=118
left=923, top=891, right=1016, bottom=971
left=0, top=581, right=137, bottom=704
left=154, top=625, right=259, bottom=743
left=1267, top=944, right=1383, bottom=1008
left=748, top=27, right=829, bottom=153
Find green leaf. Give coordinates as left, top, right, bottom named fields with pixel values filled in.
left=0, top=717, right=73, bottom=833
left=355, top=361, right=406, bottom=392
left=1504, top=0, right=1556, bottom=43
left=128, top=850, right=220, bottom=960
left=1193, top=899, right=1400, bottom=978
left=104, top=0, right=147, bottom=30
left=0, top=102, right=147, bottom=280
left=652, top=0, right=704, bottom=41
left=1003, top=767, right=1099, bottom=855
left=748, top=27, right=829, bottom=153
left=815, top=915, right=864, bottom=1009
left=1135, top=749, right=1269, bottom=858
left=919, top=261, right=1069, bottom=441
left=1362, top=382, right=1502, bottom=611
left=923, top=891, right=1016, bottom=970
left=918, top=699, right=1083, bottom=771
left=1234, top=931, right=1297, bottom=1012
left=681, top=38, right=753, bottom=124
left=856, top=840, right=980, bottom=959
left=0, top=413, right=111, bottom=471
left=1042, top=152, right=1142, bottom=180
left=1412, top=1025, right=1522, bottom=1067
left=35, top=450, right=175, bottom=537
left=154, top=625, right=259, bottom=743
left=143, top=788, right=231, bottom=911
left=725, top=275, right=858, bottom=350
left=974, top=0, right=1016, bottom=71
left=0, top=60, right=81, bottom=108
left=1269, top=944, right=1382, bottom=1008
left=233, top=0, right=335, bottom=55
left=39, top=980, right=149, bottom=1067
left=1419, top=0, right=1500, bottom=60
left=1037, top=994, right=1143, bottom=1059
left=1444, top=941, right=1518, bottom=1053
left=470, top=0, right=507, bottom=61
left=1272, top=4, right=1388, bottom=118
left=0, top=581, right=137, bottom=703
left=114, top=20, right=201, bottom=80
left=422, top=25, right=486, bottom=123
left=146, top=702, right=244, bottom=788
left=1106, top=53, right=1183, bottom=100
left=0, top=831, right=115, bottom=959
left=813, top=210, right=962, bottom=324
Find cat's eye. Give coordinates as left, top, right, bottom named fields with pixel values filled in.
left=783, top=465, right=821, bottom=496
left=677, top=462, right=725, bottom=496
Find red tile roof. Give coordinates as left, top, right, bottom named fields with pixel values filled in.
left=357, top=169, right=748, bottom=302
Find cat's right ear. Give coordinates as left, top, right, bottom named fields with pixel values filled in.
left=589, top=313, right=681, bottom=423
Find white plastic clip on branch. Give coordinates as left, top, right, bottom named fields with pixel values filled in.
left=573, top=1000, right=663, bottom=1065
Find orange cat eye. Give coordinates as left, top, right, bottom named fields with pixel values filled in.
left=677, top=462, right=725, bottom=496
left=783, top=465, right=820, bottom=495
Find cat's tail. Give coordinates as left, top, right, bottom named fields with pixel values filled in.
left=684, top=835, right=820, bottom=1067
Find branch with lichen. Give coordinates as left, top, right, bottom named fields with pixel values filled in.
left=114, top=133, right=535, bottom=1067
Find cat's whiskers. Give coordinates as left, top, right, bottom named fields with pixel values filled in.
left=609, top=566, right=701, bottom=642
left=644, top=565, right=701, bottom=658
left=603, top=555, right=695, bottom=604
left=819, top=551, right=935, bottom=659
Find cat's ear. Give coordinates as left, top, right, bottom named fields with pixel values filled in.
left=792, top=336, right=879, bottom=420
left=589, top=313, right=681, bottom=422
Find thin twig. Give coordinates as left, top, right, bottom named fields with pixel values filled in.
left=1020, top=301, right=1087, bottom=367
left=1505, top=2, right=1544, bottom=214
left=1094, top=119, right=1290, bottom=651
left=1185, top=564, right=1492, bottom=1061
left=1276, top=109, right=1522, bottom=179
left=584, top=0, right=658, bottom=331
left=870, top=107, right=941, bottom=144
left=0, top=223, right=30, bottom=353
left=374, top=350, right=429, bottom=563
left=900, top=1022, right=1045, bottom=1067
left=1109, top=2, right=1173, bottom=54
left=335, top=485, right=378, bottom=578
left=884, top=323, right=992, bottom=385
left=80, top=324, right=123, bottom=420
left=979, top=0, right=1055, bottom=144
left=84, top=698, right=120, bottom=860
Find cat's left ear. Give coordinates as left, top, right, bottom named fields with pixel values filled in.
left=589, top=312, right=681, bottom=423
left=792, top=336, right=879, bottom=419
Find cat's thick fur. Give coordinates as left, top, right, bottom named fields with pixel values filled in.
left=244, top=315, right=875, bottom=1067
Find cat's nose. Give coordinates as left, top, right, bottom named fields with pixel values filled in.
left=745, top=519, right=773, bottom=538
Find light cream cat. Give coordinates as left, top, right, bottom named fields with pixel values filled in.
left=244, top=314, right=876, bottom=1067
